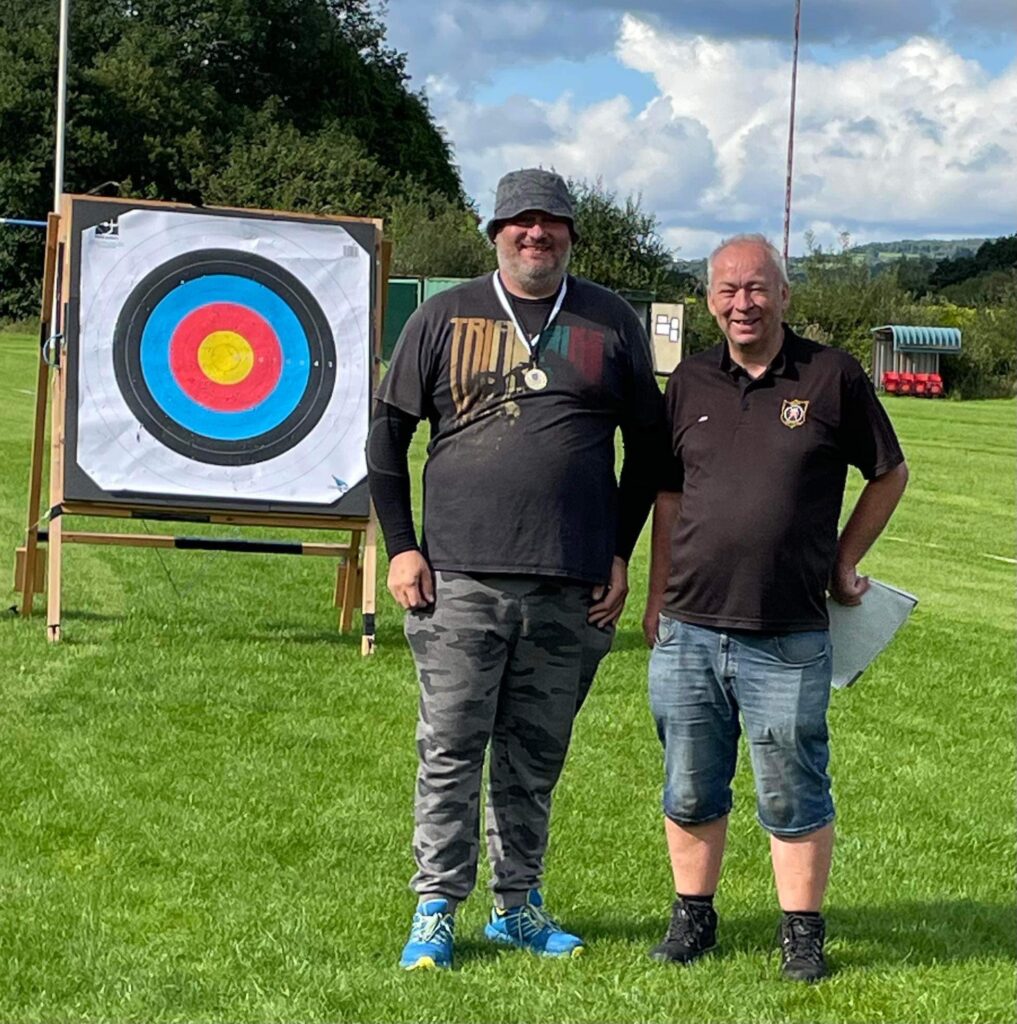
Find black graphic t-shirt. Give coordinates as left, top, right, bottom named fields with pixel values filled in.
left=376, top=273, right=665, bottom=583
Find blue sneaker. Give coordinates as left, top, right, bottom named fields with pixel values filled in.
left=484, top=890, right=584, bottom=957
left=399, top=898, right=455, bottom=970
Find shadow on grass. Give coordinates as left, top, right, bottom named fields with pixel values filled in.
left=576, top=900, right=1015, bottom=968
left=57, top=608, right=125, bottom=626
left=47, top=607, right=408, bottom=650
left=454, top=935, right=512, bottom=966
left=562, top=912, right=666, bottom=947
left=828, top=899, right=1016, bottom=967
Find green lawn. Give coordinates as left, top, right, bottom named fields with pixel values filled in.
left=0, top=329, right=1014, bottom=1022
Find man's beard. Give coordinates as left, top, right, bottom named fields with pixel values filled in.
left=499, top=245, right=571, bottom=295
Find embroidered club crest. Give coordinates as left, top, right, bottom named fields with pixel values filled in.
left=780, top=398, right=809, bottom=429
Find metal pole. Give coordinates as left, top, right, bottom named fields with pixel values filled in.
left=0, top=218, right=48, bottom=229
left=53, top=0, right=71, bottom=211
left=782, top=0, right=802, bottom=264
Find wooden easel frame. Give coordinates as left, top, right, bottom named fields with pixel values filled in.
left=15, top=198, right=384, bottom=654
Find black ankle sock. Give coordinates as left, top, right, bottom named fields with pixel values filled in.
left=677, top=892, right=714, bottom=906
left=783, top=909, right=821, bottom=918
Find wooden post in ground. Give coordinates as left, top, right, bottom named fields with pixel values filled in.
left=46, top=334, right=66, bottom=642
left=338, top=527, right=362, bottom=634
left=19, top=212, right=61, bottom=616
left=360, top=511, right=378, bottom=656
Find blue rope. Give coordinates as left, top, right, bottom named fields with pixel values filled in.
left=0, top=217, right=46, bottom=229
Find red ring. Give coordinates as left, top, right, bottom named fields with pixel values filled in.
left=169, top=303, right=282, bottom=412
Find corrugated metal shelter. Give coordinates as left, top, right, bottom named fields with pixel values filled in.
left=871, top=325, right=963, bottom=386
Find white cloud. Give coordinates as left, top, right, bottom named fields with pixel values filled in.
left=423, top=14, right=1015, bottom=256
left=385, top=0, right=617, bottom=91
left=385, top=0, right=1014, bottom=93
left=662, top=226, right=727, bottom=259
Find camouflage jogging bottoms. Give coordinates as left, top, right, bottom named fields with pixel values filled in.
left=404, top=571, right=613, bottom=908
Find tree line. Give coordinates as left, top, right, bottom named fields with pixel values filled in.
left=0, top=1, right=1011, bottom=397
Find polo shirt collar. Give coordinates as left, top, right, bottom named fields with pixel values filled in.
left=718, top=324, right=800, bottom=382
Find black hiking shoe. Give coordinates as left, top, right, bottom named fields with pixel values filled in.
left=778, top=912, right=827, bottom=982
left=649, top=897, right=717, bottom=964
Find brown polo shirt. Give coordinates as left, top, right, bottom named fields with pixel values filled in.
left=661, top=326, right=904, bottom=632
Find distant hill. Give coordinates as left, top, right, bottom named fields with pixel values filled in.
left=674, top=237, right=993, bottom=282
left=845, top=238, right=988, bottom=265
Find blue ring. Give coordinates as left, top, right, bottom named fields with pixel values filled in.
left=140, top=276, right=311, bottom=440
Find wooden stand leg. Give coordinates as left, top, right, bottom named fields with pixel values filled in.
left=21, top=350, right=50, bottom=616
left=339, top=529, right=362, bottom=634
left=46, top=512, right=62, bottom=642
left=360, top=512, right=378, bottom=656
left=46, top=335, right=66, bottom=643
left=20, top=212, right=60, bottom=616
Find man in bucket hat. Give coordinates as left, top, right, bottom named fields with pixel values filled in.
left=368, top=168, right=667, bottom=969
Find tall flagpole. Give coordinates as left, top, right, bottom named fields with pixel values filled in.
left=782, top=0, right=802, bottom=264
left=53, top=0, right=71, bottom=210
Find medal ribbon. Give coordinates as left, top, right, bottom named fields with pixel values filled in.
left=491, top=271, right=567, bottom=365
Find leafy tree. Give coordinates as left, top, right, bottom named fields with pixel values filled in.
left=681, top=296, right=724, bottom=356
left=0, top=0, right=465, bottom=320
left=386, top=190, right=494, bottom=279
left=938, top=305, right=1016, bottom=399
left=566, top=179, right=689, bottom=300
left=197, top=111, right=392, bottom=215
left=928, top=234, right=1017, bottom=293
left=894, top=256, right=937, bottom=299
left=788, top=252, right=920, bottom=369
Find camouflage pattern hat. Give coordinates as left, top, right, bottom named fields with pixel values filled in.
left=485, top=168, right=579, bottom=242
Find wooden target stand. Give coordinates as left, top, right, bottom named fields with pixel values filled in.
left=14, top=202, right=389, bottom=654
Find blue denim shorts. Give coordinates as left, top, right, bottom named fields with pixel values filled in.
left=648, top=617, right=835, bottom=838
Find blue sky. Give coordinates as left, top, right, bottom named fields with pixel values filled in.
left=383, top=0, right=1015, bottom=257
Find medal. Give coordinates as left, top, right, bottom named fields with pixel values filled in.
left=524, top=366, right=549, bottom=391
left=491, top=272, right=567, bottom=392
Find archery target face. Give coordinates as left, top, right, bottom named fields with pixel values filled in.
left=76, top=209, right=371, bottom=505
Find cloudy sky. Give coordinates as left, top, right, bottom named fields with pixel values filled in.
left=382, top=0, right=1015, bottom=257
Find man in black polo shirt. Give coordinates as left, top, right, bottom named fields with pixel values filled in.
left=644, top=233, right=908, bottom=981
left=368, top=168, right=664, bottom=970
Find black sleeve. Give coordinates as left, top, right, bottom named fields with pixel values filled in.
left=839, top=361, right=905, bottom=480
left=366, top=400, right=420, bottom=558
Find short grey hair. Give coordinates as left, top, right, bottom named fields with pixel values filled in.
left=707, top=233, right=789, bottom=289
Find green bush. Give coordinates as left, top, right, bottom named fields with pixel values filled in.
left=937, top=307, right=1016, bottom=399
left=788, top=255, right=920, bottom=372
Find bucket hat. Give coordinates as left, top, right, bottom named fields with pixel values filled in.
left=485, top=168, right=579, bottom=242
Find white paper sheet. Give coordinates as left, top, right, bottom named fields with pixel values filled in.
left=828, top=579, right=918, bottom=689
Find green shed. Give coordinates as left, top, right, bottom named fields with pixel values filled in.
left=422, top=277, right=470, bottom=301
left=382, top=278, right=423, bottom=359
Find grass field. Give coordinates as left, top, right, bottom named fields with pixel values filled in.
left=0, top=328, right=1013, bottom=1023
